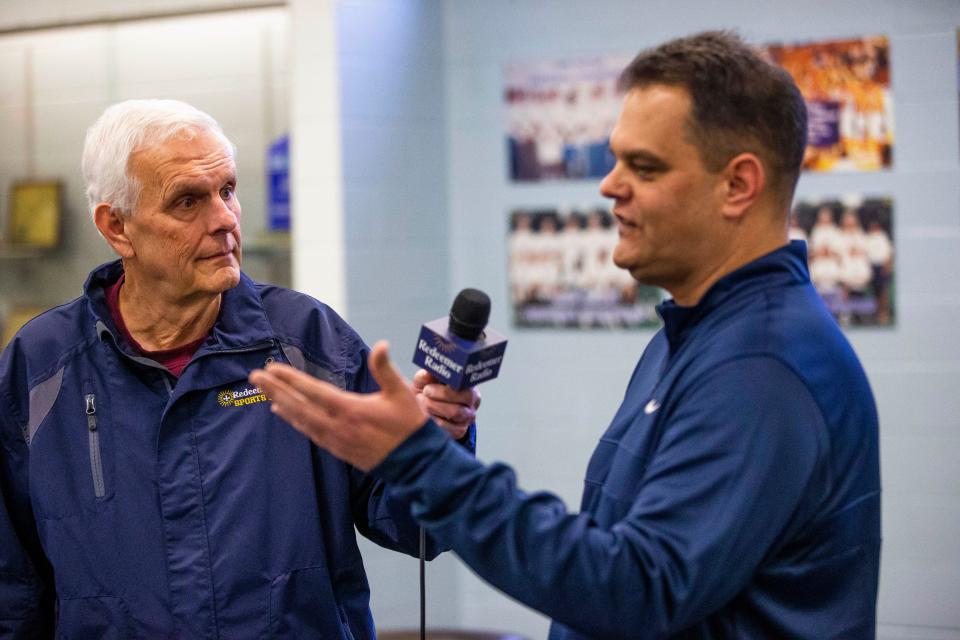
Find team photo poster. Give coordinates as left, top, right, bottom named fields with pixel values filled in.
left=505, top=34, right=892, bottom=181
left=508, top=198, right=895, bottom=330
left=764, top=35, right=893, bottom=172
left=791, top=196, right=895, bottom=326
left=504, top=56, right=628, bottom=182
left=508, top=207, right=663, bottom=329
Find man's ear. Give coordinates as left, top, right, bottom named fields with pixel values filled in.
left=719, top=152, right=765, bottom=220
left=93, top=204, right=135, bottom=258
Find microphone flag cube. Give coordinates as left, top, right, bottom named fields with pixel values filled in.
left=412, top=317, right=507, bottom=390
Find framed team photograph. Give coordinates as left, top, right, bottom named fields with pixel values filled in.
left=508, top=207, right=663, bottom=329
left=790, top=195, right=895, bottom=326
left=504, top=56, right=629, bottom=182
left=765, top=35, right=893, bottom=172
left=6, top=181, right=62, bottom=248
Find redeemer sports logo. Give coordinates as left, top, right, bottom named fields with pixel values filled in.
left=218, top=386, right=269, bottom=408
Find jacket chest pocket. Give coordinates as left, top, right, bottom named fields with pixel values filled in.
left=30, top=386, right=115, bottom=521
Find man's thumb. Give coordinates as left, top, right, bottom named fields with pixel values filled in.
left=368, top=340, right=408, bottom=394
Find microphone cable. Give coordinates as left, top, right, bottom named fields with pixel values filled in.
left=412, top=288, right=503, bottom=640
left=419, top=526, right=426, bottom=640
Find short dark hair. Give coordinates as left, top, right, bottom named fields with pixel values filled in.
left=619, top=31, right=807, bottom=204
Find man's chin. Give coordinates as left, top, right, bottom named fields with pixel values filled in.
left=614, top=258, right=654, bottom=287
left=208, top=266, right=241, bottom=293
left=612, top=253, right=637, bottom=275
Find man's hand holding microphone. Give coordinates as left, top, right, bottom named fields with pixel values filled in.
left=412, top=368, right=479, bottom=442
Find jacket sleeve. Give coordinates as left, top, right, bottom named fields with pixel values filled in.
left=0, top=358, right=56, bottom=637
left=370, top=356, right=825, bottom=639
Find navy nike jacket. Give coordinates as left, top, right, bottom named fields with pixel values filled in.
left=374, top=242, right=881, bottom=639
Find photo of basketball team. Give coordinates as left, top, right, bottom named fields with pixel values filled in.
left=790, top=196, right=895, bottom=326
left=508, top=208, right=663, bottom=329
left=765, top=35, right=893, bottom=172
left=505, top=57, right=627, bottom=182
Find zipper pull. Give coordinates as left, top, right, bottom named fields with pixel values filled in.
left=85, top=394, right=98, bottom=431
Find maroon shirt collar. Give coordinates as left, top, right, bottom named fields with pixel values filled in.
left=105, top=273, right=209, bottom=377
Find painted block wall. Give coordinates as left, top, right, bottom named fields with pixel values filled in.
left=334, top=0, right=461, bottom=631
left=441, top=1, right=960, bottom=638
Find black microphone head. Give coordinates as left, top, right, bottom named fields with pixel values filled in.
left=448, top=288, right=490, bottom=341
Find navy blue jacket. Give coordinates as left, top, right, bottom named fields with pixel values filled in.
left=0, top=261, right=446, bottom=639
left=375, top=242, right=881, bottom=639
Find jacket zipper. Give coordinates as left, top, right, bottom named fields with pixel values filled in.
left=86, top=393, right=106, bottom=499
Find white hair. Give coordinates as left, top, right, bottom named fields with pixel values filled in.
left=81, top=99, right=235, bottom=218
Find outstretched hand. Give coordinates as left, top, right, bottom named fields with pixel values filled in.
left=249, top=341, right=427, bottom=471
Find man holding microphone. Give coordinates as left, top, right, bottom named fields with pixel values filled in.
left=252, top=31, right=881, bottom=639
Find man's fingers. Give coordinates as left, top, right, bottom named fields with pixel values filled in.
left=269, top=401, right=315, bottom=437
left=368, top=341, right=410, bottom=396
left=412, top=369, right=438, bottom=392
left=250, top=367, right=309, bottom=407
left=256, top=363, right=343, bottom=410
left=420, top=398, right=476, bottom=425
left=431, top=418, right=470, bottom=441
left=416, top=395, right=469, bottom=437
left=423, top=383, right=482, bottom=411
left=250, top=366, right=341, bottom=429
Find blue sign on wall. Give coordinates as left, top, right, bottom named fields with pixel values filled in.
left=267, top=134, right=290, bottom=231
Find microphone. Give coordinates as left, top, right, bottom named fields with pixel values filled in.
left=412, top=288, right=508, bottom=390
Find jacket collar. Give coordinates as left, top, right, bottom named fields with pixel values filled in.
left=84, top=260, right=275, bottom=354
left=656, top=240, right=810, bottom=352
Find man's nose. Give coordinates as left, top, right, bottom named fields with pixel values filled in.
left=210, top=194, right=240, bottom=233
left=599, top=165, right=627, bottom=200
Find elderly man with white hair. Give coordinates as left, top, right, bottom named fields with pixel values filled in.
left=0, top=99, right=478, bottom=638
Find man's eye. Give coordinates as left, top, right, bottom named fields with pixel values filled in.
left=179, top=196, right=197, bottom=208
left=221, top=185, right=234, bottom=199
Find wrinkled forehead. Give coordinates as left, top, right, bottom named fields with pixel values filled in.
left=130, top=128, right=235, bottom=185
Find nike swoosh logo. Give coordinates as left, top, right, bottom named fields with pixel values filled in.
left=644, top=399, right=660, bottom=414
